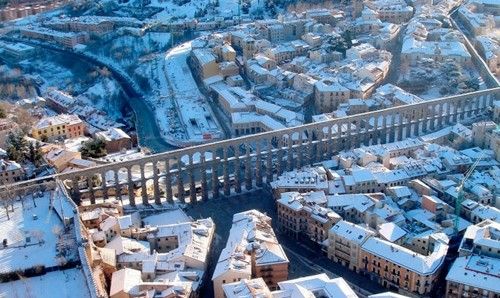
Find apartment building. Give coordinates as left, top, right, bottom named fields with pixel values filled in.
left=401, top=39, right=472, bottom=67
left=190, top=49, right=219, bottom=79
left=360, top=237, right=448, bottom=295
left=21, top=27, right=90, bottom=48
left=32, top=114, right=86, bottom=141
left=445, top=255, right=499, bottom=298
left=95, top=128, right=132, bottom=153
left=212, top=210, right=289, bottom=298
left=314, top=78, right=350, bottom=113
left=328, top=220, right=375, bottom=272
left=327, top=194, right=378, bottom=224
left=0, top=41, right=35, bottom=62
left=459, top=220, right=500, bottom=258
left=223, top=274, right=358, bottom=298
left=475, top=36, right=499, bottom=76
left=270, top=167, right=330, bottom=197
left=277, top=191, right=341, bottom=243
left=0, top=159, right=24, bottom=184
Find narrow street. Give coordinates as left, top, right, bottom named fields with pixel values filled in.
left=383, top=24, right=408, bottom=86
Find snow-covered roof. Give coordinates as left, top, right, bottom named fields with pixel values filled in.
left=223, top=278, right=272, bottom=298
left=471, top=204, right=500, bottom=222
left=212, top=210, right=288, bottom=281
left=402, top=39, right=471, bottom=58
left=110, top=268, right=142, bottom=297
left=377, top=222, right=406, bottom=242
left=461, top=220, right=500, bottom=252
left=0, top=159, right=22, bottom=173
left=330, top=220, right=375, bottom=244
left=276, top=274, right=357, bottom=298
left=446, top=255, right=500, bottom=293
left=270, top=167, right=329, bottom=190
left=192, top=48, right=216, bottom=65
left=34, top=114, right=83, bottom=130
left=361, top=237, right=447, bottom=275
left=95, top=127, right=130, bottom=142
left=315, top=78, right=349, bottom=92
left=327, top=194, right=377, bottom=213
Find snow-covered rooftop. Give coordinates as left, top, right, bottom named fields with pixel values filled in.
left=212, top=210, right=288, bottom=281
left=361, top=237, right=448, bottom=275
left=446, top=255, right=500, bottom=293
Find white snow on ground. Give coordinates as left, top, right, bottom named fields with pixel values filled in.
left=161, top=42, right=223, bottom=146
left=143, top=208, right=192, bottom=226
left=0, top=193, right=64, bottom=273
left=148, top=0, right=264, bottom=20
left=0, top=268, right=90, bottom=298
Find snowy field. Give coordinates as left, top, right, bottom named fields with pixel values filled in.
left=0, top=193, right=67, bottom=273
left=0, top=268, right=90, bottom=298
left=148, top=0, right=265, bottom=20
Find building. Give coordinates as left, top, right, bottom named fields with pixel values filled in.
left=360, top=237, right=448, bottom=295
left=401, top=39, right=472, bottom=67
left=223, top=274, right=358, bottom=298
left=0, top=41, right=35, bottom=62
left=95, top=128, right=132, bottom=153
left=314, top=79, right=350, bottom=113
left=42, top=145, right=96, bottom=173
left=32, top=114, right=86, bottom=141
left=190, top=49, right=219, bottom=79
left=0, top=159, right=24, bottom=184
left=327, top=194, right=378, bottom=223
left=445, top=255, right=500, bottom=298
left=277, top=191, right=341, bottom=244
left=328, top=220, right=375, bottom=272
left=109, top=267, right=193, bottom=298
left=20, top=27, right=90, bottom=48
left=81, top=204, right=215, bottom=297
left=475, top=36, right=499, bottom=76
left=212, top=210, right=289, bottom=298
left=270, top=166, right=330, bottom=196
left=459, top=220, right=500, bottom=258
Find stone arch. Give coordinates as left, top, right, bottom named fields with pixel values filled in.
left=130, top=164, right=142, bottom=203
left=104, top=169, right=116, bottom=200
left=115, top=167, right=128, bottom=203
left=275, top=135, right=287, bottom=176
left=196, top=150, right=213, bottom=201
left=170, top=156, right=185, bottom=204
left=263, top=137, right=275, bottom=182
left=241, top=142, right=254, bottom=191
left=310, top=127, right=321, bottom=164
left=208, top=148, right=222, bottom=199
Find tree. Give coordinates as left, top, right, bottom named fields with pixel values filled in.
left=0, top=105, right=5, bottom=118
left=80, top=138, right=107, bottom=158
left=6, top=131, right=28, bottom=162
left=341, top=30, right=353, bottom=49
left=28, top=142, right=43, bottom=166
